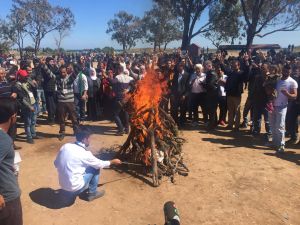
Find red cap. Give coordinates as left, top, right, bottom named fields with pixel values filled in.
left=17, top=69, right=28, bottom=78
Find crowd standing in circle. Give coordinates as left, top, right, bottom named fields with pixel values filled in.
left=0, top=47, right=300, bottom=224
left=0, top=49, right=300, bottom=152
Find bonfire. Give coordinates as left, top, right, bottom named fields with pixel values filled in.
left=118, top=68, right=189, bottom=187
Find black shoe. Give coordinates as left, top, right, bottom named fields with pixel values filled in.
left=287, top=138, right=299, bottom=145
left=13, top=144, right=22, bottom=150
left=32, top=136, right=41, bottom=139
left=232, top=127, right=240, bottom=132
left=87, top=190, right=105, bottom=202
left=116, top=131, right=124, bottom=136
left=240, top=122, right=247, bottom=128
left=225, top=125, right=233, bottom=130
left=276, top=146, right=285, bottom=154
left=27, top=138, right=34, bottom=144
left=58, top=133, right=65, bottom=141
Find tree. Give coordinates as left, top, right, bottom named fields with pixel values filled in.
left=142, top=2, right=182, bottom=51
left=204, top=0, right=243, bottom=48
left=12, top=0, right=75, bottom=55
left=102, top=46, right=115, bottom=54
left=155, top=0, right=214, bottom=50
left=240, top=0, right=300, bottom=50
left=54, top=28, right=69, bottom=54
left=0, top=5, right=28, bottom=58
left=0, top=42, right=10, bottom=54
left=106, top=11, right=144, bottom=52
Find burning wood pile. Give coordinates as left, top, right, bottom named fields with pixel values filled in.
left=118, top=69, right=189, bottom=187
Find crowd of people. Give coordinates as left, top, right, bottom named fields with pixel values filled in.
left=0, top=48, right=300, bottom=224
left=0, top=49, right=300, bottom=150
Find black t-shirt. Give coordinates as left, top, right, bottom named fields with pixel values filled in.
left=0, top=129, right=20, bottom=202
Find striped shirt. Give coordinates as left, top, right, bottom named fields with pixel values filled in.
left=56, top=75, right=76, bottom=103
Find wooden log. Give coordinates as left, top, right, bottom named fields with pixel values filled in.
left=120, top=130, right=134, bottom=153
left=159, top=107, right=177, bottom=126
left=150, top=129, right=159, bottom=187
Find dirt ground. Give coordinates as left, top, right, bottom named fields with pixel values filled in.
left=16, top=109, right=300, bottom=225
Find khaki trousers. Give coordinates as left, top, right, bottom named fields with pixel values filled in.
left=227, top=96, right=241, bottom=128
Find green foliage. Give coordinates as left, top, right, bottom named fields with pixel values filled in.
left=2, top=0, right=75, bottom=56
left=204, top=0, right=243, bottom=47
left=106, top=11, right=144, bottom=51
left=142, top=2, right=182, bottom=50
left=240, top=0, right=300, bottom=48
left=0, top=41, right=10, bottom=54
left=101, top=46, right=115, bottom=54
left=155, top=0, right=214, bottom=49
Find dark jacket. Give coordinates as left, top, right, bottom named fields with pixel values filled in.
left=15, top=79, right=37, bottom=111
left=246, top=66, right=260, bottom=97
left=31, top=66, right=44, bottom=89
left=87, top=76, right=101, bottom=98
left=41, top=64, right=57, bottom=92
left=222, top=64, right=249, bottom=97
left=171, top=70, right=189, bottom=97
left=0, top=80, right=18, bottom=98
left=251, top=74, right=268, bottom=107
left=203, top=70, right=218, bottom=99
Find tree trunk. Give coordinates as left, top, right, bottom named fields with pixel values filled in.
left=163, top=42, right=168, bottom=51
left=153, top=41, right=157, bottom=52
left=181, top=16, right=191, bottom=50
left=34, top=38, right=40, bottom=56
left=246, top=26, right=255, bottom=51
left=18, top=46, right=23, bottom=59
left=122, top=42, right=126, bottom=53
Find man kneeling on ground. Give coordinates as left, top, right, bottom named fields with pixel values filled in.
left=54, top=126, right=122, bottom=201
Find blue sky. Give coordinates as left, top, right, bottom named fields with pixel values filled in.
left=0, top=0, right=299, bottom=50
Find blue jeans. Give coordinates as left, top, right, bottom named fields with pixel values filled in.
left=37, top=89, right=47, bottom=114
left=62, top=167, right=100, bottom=203
left=269, top=106, right=287, bottom=147
left=253, top=105, right=271, bottom=135
left=75, top=167, right=100, bottom=195
left=23, top=103, right=38, bottom=139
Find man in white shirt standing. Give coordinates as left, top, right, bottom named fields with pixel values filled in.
left=54, top=127, right=121, bottom=201
left=269, top=64, right=298, bottom=153
left=109, top=64, right=134, bottom=135
left=188, top=64, right=207, bottom=126
left=72, top=65, right=89, bottom=123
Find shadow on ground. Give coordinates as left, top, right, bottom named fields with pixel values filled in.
left=264, top=151, right=300, bottom=166
left=29, top=188, right=75, bottom=209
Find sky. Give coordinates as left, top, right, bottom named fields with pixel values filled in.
left=0, top=0, right=299, bottom=50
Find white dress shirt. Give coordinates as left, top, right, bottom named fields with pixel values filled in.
left=54, top=142, right=111, bottom=192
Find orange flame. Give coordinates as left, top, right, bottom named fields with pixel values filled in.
left=130, top=69, right=169, bottom=164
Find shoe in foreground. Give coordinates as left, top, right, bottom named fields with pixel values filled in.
left=87, top=190, right=105, bottom=202
left=58, top=133, right=65, bottom=141
left=276, top=146, right=285, bottom=154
